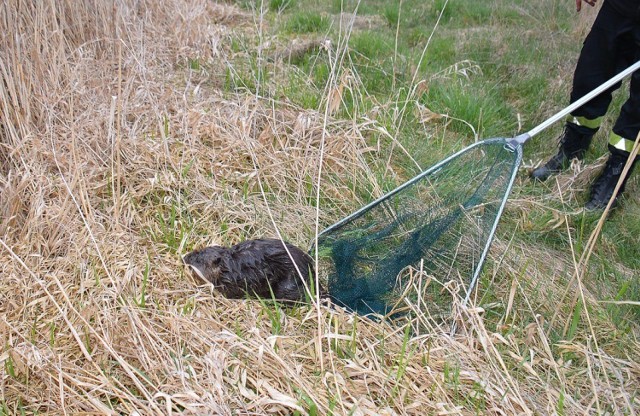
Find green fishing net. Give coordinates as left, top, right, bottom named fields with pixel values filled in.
left=315, top=138, right=522, bottom=318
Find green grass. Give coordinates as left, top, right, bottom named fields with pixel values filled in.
left=285, top=11, right=329, bottom=33
left=431, top=0, right=494, bottom=25
left=382, top=3, right=400, bottom=28
left=270, top=0, right=296, bottom=13
left=420, top=78, right=516, bottom=138
left=349, top=31, right=394, bottom=61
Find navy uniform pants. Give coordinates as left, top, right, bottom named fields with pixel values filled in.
left=569, top=0, right=640, bottom=157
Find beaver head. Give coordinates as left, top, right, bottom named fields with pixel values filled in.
left=182, top=246, right=228, bottom=285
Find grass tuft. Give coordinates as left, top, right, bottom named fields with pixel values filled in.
left=285, top=12, right=330, bottom=34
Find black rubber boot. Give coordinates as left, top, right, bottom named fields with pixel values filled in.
left=585, top=152, right=637, bottom=211
left=530, top=124, right=594, bottom=181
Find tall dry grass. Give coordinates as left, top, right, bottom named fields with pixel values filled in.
left=1, top=0, right=638, bottom=414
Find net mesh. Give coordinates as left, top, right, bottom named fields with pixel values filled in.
left=315, top=138, right=522, bottom=318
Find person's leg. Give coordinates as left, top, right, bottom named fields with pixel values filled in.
left=568, top=2, right=630, bottom=121
left=531, top=2, right=631, bottom=181
left=585, top=32, right=640, bottom=210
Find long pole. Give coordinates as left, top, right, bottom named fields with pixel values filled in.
left=509, top=60, right=640, bottom=146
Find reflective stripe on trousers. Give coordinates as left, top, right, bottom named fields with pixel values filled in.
left=609, top=132, right=636, bottom=153
left=566, top=114, right=603, bottom=130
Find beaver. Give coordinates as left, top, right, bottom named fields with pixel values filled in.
left=183, top=238, right=319, bottom=302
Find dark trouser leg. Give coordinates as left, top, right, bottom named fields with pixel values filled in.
left=570, top=1, right=633, bottom=120
left=585, top=25, right=640, bottom=210
left=609, top=57, right=640, bottom=157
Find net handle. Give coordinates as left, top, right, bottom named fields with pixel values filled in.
left=509, top=60, right=640, bottom=146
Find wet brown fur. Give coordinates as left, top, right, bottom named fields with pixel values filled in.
left=183, top=239, right=318, bottom=302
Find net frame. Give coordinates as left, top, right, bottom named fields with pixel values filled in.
left=314, top=138, right=522, bottom=316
